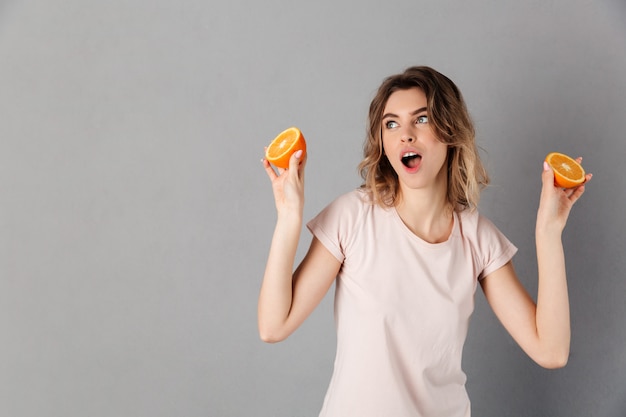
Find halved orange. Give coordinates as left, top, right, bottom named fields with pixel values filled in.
left=265, top=127, right=306, bottom=169
left=545, top=152, right=586, bottom=188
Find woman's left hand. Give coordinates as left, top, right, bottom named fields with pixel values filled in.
left=536, top=157, right=593, bottom=234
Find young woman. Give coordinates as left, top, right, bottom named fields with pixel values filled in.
left=259, top=66, right=592, bottom=417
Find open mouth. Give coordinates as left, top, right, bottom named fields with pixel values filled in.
left=401, top=151, right=422, bottom=169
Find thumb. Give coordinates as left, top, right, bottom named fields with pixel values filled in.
left=288, top=149, right=304, bottom=172
left=541, top=161, right=555, bottom=187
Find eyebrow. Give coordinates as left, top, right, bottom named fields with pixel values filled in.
left=381, top=107, right=428, bottom=120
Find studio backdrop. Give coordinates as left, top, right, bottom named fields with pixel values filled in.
left=1, top=0, right=625, bottom=416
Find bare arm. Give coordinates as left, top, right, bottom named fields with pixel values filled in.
left=481, top=159, right=592, bottom=368
left=258, top=151, right=341, bottom=343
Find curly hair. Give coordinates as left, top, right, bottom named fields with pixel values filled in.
left=358, top=66, right=489, bottom=211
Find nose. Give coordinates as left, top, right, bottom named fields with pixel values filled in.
left=400, top=125, right=416, bottom=143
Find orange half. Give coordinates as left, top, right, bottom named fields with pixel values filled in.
left=545, top=152, right=586, bottom=188
left=265, top=127, right=306, bottom=169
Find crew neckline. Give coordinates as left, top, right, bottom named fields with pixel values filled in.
left=390, top=207, right=459, bottom=249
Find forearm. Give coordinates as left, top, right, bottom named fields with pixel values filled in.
left=258, top=211, right=302, bottom=341
left=535, top=227, right=570, bottom=366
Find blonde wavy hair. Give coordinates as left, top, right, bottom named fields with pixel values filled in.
left=359, top=66, right=489, bottom=211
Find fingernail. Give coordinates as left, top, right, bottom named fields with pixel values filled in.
left=543, top=161, right=550, bottom=171
left=294, top=150, right=303, bottom=159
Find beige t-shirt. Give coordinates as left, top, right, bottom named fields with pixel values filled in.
left=307, top=190, right=517, bottom=417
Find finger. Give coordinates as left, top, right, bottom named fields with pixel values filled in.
left=288, top=150, right=305, bottom=177
left=262, top=157, right=278, bottom=181
left=568, top=183, right=586, bottom=205
left=299, top=155, right=307, bottom=182
left=298, top=150, right=307, bottom=180
left=570, top=173, right=593, bottom=200
left=262, top=147, right=278, bottom=180
left=565, top=171, right=592, bottom=198
left=570, top=173, right=593, bottom=191
left=541, top=161, right=556, bottom=188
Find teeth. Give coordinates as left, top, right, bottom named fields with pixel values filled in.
left=402, top=152, right=418, bottom=158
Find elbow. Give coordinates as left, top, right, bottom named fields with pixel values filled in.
left=541, top=356, right=569, bottom=369
left=258, top=325, right=289, bottom=344
left=259, top=332, right=285, bottom=344
left=535, top=350, right=569, bottom=369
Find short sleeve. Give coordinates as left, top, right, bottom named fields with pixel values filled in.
left=475, top=214, right=518, bottom=280
left=306, top=191, right=364, bottom=263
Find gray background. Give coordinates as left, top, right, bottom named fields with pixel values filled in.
left=1, top=0, right=625, bottom=416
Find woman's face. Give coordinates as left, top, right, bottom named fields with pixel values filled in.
left=381, top=87, right=448, bottom=193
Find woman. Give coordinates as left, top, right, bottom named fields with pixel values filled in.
left=258, top=66, right=591, bottom=416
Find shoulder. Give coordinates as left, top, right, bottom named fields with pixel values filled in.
left=333, top=188, right=371, bottom=206
left=457, top=209, right=504, bottom=239
left=457, top=209, right=518, bottom=278
left=308, top=189, right=374, bottom=234
left=307, top=189, right=373, bottom=262
left=456, top=209, right=515, bottom=256
left=317, top=188, right=372, bottom=218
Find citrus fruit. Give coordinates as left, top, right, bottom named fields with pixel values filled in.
left=545, top=152, right=586, bottom=188
left=265, top=127, right=306, bottom=169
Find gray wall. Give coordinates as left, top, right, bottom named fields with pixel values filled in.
left=1, top=0, right=625, bottom=416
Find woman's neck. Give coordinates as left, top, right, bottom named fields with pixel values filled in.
left=395, top=186, right=454, bottom=244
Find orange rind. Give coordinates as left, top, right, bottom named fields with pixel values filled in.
left=265, top=127, right=306, bottom=169
left=545, top=152, right=586, bottom=188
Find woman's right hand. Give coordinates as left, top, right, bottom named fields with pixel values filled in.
left=262, top=149, right=306, bottom=216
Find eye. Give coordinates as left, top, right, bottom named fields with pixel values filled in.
left=385, top=120, right=399, bottom=129
left=416, top=115, right=428, bottom=124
